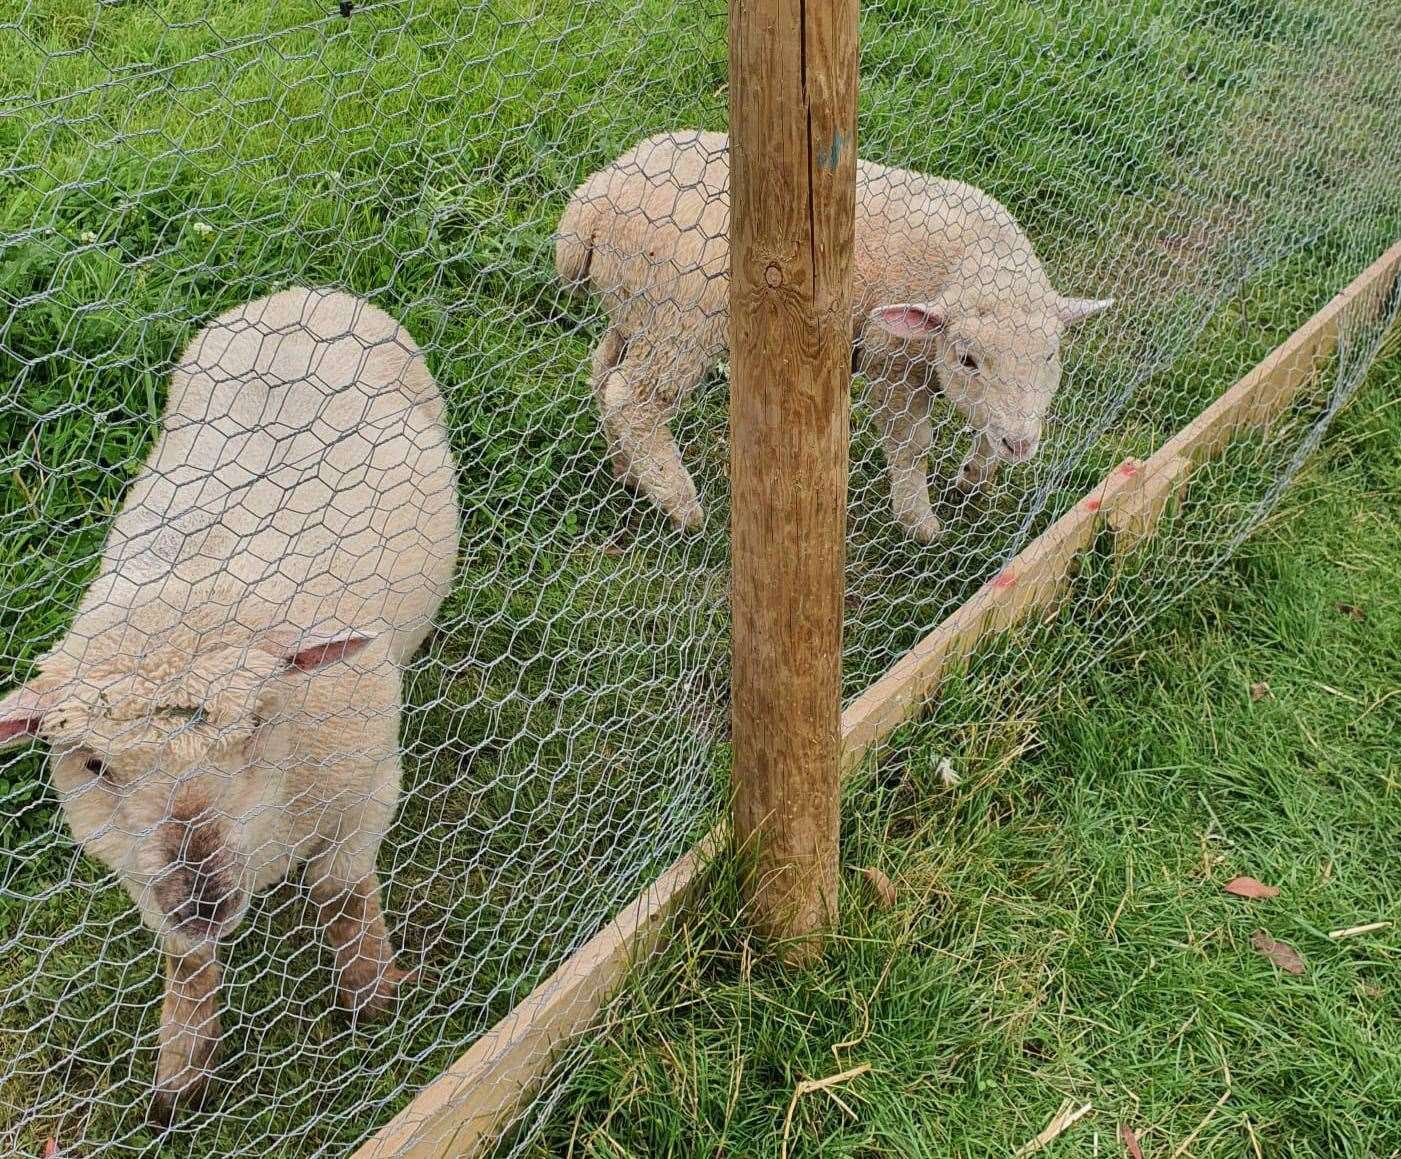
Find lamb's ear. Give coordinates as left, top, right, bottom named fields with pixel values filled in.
left=261, top=629, right=375, bottom=673
left=1056, top=297, right=1114, bottom=326
left=0, top=685, right=46, bottom=749
left=869, top=302, right=947, bottom=340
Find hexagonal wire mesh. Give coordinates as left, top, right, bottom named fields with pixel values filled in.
left=1, top=0, right=1398, bottom=1155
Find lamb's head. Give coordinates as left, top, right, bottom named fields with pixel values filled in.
left=0, top=623, right=373, bottom=947
left=868, top=288, right=1112, bottom=464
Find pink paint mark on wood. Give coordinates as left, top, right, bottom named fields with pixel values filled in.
left=993, top=571, right=1017, bottom=590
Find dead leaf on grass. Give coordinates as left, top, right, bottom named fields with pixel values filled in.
left=1249, top=682, right=1272, bottom=702
left=1012, top=1100, right=1094, bottom=1157
left=1251, top=929, right=1306, bottom=975
left=858, top=867, right=897, bottom=910
left=1328, top=920, right=1391, bottom=940
left=1120, top=1124, right=1144, bottom=1159
left=780, top=1063, right=871, bottom=1159
left=1223, top=875, right=1280, bottom=900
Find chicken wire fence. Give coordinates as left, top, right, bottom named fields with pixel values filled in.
left=1, top=0, right=1399, bottom=1155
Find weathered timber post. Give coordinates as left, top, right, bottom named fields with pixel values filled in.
left=728, top=0, right=858, bottom=961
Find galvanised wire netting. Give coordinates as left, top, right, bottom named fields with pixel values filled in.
left=1, top=0, right=1398, bottom=1156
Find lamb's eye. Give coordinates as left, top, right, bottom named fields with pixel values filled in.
left=958, top=351, right=979, bottom=372
left=83, top=757, right=109, bottom=778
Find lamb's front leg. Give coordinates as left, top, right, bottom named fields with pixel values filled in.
left=957, top=431, right=1001, bottom=493
left=311, top=861, right=412, bottom=1018
left=880, top=392, right=941, bottom=543
left=152, top=945, right=222, bottom=1125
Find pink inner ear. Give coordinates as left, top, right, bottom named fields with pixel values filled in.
left=285, top=635, right=372, bottom=672
left=872, top=304, right=944, bottom=337
left=0, top=713, right=42, bottom=744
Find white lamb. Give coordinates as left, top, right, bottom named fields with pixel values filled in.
left=0, top=287, right=460, bottom=1121
left=555, top=129, right=1113, bottom=541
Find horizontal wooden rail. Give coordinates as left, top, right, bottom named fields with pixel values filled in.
left=840, top=458, right=1145, bottom=772
left=354, top=831, right=722, bottom=1159
left=358, top=238, right=1400, bottom=1158
left=1153, top=239, right=1401, bottom=471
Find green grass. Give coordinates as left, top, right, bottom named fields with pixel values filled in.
left=0, top=0, right=1398, bottom=1154
left=525, top=350, right=1401, bottom=1157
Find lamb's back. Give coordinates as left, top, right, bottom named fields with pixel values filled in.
left=84, top=288, right=458, bottom=655
left=566, top=132, right=1051, bottom=331
left=853, top=158, right=1051, bottom=313
left=563, top=131, right=732, bottom=331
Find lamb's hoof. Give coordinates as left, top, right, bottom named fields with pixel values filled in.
left=900, top=513, right=943, bottom=544
left=341, top=963, right=417, bottom=1020
left=149, top=1069, right=213, bottom=1128
left=668, top=501, right=705, bottom=533
left=956, top=468, right=990, bottom=495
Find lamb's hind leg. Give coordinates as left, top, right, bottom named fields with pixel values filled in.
left=589, top=326, right=631, bottom=483
left=597, top=337, right=710, bottom=531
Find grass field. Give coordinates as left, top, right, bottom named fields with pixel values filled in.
left=0, top=0, right=1398, bottom=1154
left=525, top=348, right=1401, bottom=1156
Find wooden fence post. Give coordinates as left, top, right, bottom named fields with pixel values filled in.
left=728, top=0, right=858, bottom=961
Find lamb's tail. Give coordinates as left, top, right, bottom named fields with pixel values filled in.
left=553, top=190, right=598, bottom=294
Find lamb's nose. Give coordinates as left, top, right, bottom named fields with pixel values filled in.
left=166, top=863, right=238, bottom=934
left=191, top=880, right=225, bottom=924
left=192, top=865, right=237, bottom=924
left=1001, top=435, right=1036, bottom=461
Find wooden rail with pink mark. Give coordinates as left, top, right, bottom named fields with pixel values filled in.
left=357, top=239, right=1401, bottom=1158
